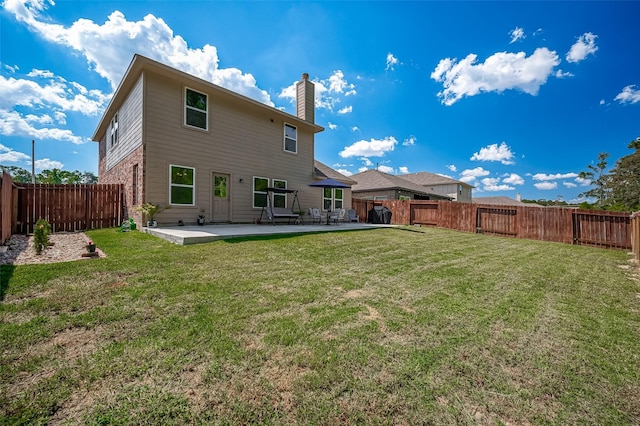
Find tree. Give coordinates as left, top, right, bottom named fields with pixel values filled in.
left=608, top=137, right=640, bottom=211
left=81, top=171, right=98, bottom=184
left=1, top=166, right=99, bottom=184
left=579, top=152, right=611, bottom=207
left=37, top=169, right=85, bottom=184
left=0, top=165, right=33, bottom=183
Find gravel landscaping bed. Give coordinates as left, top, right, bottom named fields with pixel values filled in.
left=0, top=232, right=105, bottom=265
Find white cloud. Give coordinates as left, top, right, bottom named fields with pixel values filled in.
left=532, top=172, right=578, bottom=181
left=446, top=164, right=457, bottom=172
left=339, top=136, right=398, bottom=158
left=614, top=85, right=640, bottom=105
left=575, top=176, right=591, bottom=186
left=281, top=70, right=356, bottom=112
left=0, top=143, right=30, bottom=163
left=328, top=70, right=354, bottom=95
left=509, top=27, right=525, bottom=44
left=563, top=181, right=577, bottom=188
left=0, top=110, right=86, bottom=144
left=470, top=142, right=515, bottom=165
left=534, top=181, right=557, bottom=190
left=555, top=69, right=573, bottom=78
left=502, top=173, right=524, bottom=185
left=327, top=122, right=338, bottom=130
left=459, top=166, right=490, bottom=183
left=360, top=157, right=374, bottom=167
left=402, top=135, right=416, bottom=146
left=378, top=165, right=394, bottom=174
left=398, top=166, right=409, bottom=174
left=338, top=106, right=352, bottom=114
left=431, top=48, right=560, bottom=105
left=566, top=32, right=598, bottom=63
left=34, top=158, right=64, bottom=170
left=480, top=177, right=514, bottom=191
left=4, top=0, right=273, bottom=104
left=335, top=168, right=352, bottom=176
left=0, top=74, right=108, bottom=115
left=3, top=64, right=19, bottom=73
left=351, top=126, right=360, bottom=132
left=386, top=52, right=400, bottom=71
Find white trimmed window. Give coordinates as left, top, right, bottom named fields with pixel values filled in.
left=334, top=188, right=343, bottom=209
left=323, top=188, right=344, bottom=211
left=273, top=179, right=287, bottom=208
left=109, top=113, right=119, bottom=148
left=253, top=176, right=269, bottom=208
left=284, top=123, right=297, bottom=153
left=185, top=87, right=208, bottom=130
left=323, top=188, right=332, bottom=210
left=170, top=165, right=195, bottom=205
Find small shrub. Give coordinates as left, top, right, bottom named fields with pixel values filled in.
left=33, top=218, right=51, bottom=255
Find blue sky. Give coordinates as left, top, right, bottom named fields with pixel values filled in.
left=1, top=1, right=638, bottom=202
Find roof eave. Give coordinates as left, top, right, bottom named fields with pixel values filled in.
left=92, top=54, right=324, bottom=141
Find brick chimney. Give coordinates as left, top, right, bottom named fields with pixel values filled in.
left=296, top=73, right=314, bottom=123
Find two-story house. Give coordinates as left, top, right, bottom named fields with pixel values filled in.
left=92, top=54, right=350, bottom=225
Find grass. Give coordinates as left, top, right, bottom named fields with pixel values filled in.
left=1, top=226, right=639, bottom=424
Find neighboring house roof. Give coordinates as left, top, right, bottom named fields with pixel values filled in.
left=400, top=171, right=473, bottom=188
left=472, top=196, right=532, bottom=206
left=350, top=169, right=451, bottom=199
left=313, top=160, right=357, bottom=185
left=92, top=54, right=324, bottom=142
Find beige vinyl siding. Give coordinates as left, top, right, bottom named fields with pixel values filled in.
left=143, top=72, right=320, bottom=224
left=106, top=74, right=143, bottom=171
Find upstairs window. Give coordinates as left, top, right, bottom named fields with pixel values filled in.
left=170, top=165, right=195, bottom=205
left=185, top=88, right=208, bottom=130
left=109, top=113, right=119, bottom=148
left=284, top=123, right=297, bottom=153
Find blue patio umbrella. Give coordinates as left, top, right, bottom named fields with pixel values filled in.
left=308, top=177, right=350, bottom=188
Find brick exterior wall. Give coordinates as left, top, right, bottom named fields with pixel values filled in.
left=98, top=142, right=145, bottom=224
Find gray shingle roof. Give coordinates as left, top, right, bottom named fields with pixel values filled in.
left=400, top=171, right=472, bottom=187
left=313, top=160, right=357, bottom=185
left=472, top=196, right=528, bottom=206
left=350, top=169, right=450, bottom=198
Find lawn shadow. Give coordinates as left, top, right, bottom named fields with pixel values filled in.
left=0, top=264, right=15, bottom=301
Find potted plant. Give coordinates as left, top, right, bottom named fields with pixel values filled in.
left=197, top=214, right=206, bottom=226
left=134, top=203, right=168, bottom=227
left=86, top=240, right=97, bottom=253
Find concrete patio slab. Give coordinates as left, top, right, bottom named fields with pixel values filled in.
left=142, top=222, right=390, bottom=245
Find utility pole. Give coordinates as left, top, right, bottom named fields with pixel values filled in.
left=32, top=140, right=36, bottom=232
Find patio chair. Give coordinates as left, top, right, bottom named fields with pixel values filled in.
left=333, top=208, right=347, bottom=224
left=309, top=207, right=322, bottom=224
left=347, top=209, right=359, bottom=222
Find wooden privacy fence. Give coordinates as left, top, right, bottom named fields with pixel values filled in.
left=0, top=171, right=14, bottom=244
left=632, top=211, right=640, bottom=261
left=352, top=199, right=633, bottom=250
left=13, top=183, right=124, bottom=234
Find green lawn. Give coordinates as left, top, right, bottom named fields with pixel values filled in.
left=1, top=227, right=639, bottom=424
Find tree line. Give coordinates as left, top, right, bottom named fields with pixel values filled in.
left=577, top=137, right=640, bottom=211
left=0, top=165, right=98, bottom=184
